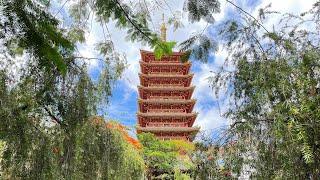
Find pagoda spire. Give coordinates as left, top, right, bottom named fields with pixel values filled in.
left=160, top=14, right=167, bottom=42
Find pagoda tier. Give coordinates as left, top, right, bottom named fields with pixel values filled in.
left=138, top=99, right=196, bottom=113
left=137, top=50, right=199, bottom=141
left=137, top=112, right=198, bottom=127
left=138, top=86, right=195, bottom=100
left=136, top=127, right=200, bottom=141
left=140, top=50, right=183, bottom=63
left=137, top=126, right=200, bottom=133
left=139, top=73, right=193, bottom=87
left=140, top=61, right=191, bottom=75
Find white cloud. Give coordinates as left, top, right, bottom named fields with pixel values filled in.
left=194, top=105, right=227, bottom=131
left=252, top=0, right=315, bottom=32
left=191, top=62, right=229, bottom=131
left=256, top=0, right=313, bottom=15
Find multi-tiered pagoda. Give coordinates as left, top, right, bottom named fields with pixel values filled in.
left=136, top=19, right=199, bottom=141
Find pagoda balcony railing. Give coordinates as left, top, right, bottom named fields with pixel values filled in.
left=148, top=109, right=186, bottom=113
left=142, top=61, right=183, bottom=65
left=139, top=85, right=194, bottom=90
left=137, top=126, right=200, bottom=132
left=149, top=72, right=184, bottom=75
left=146, top=123, right=188, bottom=127
left=148, top=60, right=180, bottom=64
left=148, top=84, right=183, bottom=87
left=140, top=60, right=187, bottom=65
left=138, top=112, right=198, bottom=116
left=148, top=96, right=184, bottom=100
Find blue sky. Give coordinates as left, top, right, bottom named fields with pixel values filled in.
left=52, top=0, right=316, bottom=136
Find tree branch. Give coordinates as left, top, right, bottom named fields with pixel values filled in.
left=230, top=118, right=274, bottom=129
left=242, top=25, right=267, bottom=59
left=112, top=0, right=156, bottom=43
left=44, top=106, right=63, bottom=125
left=226, top=0, right=270, bottom=33
left=141, top=0, right=156, bottom=31
left=53, top=0, right=71, bottom=18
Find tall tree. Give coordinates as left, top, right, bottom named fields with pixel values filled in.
left=0, top=0, right=145, bottom=178
left=209, top=1, right=320, bottom=178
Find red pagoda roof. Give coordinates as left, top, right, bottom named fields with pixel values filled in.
left=139, top=73, right=193, bottom=87
left=138, top=86, right=195, bottom=100
left=140, top=50, right=185, bottom=63
left=137, top=85, right=195, bottom=91
left=138, top=98, right=196, bottom=104
left=137, top=112, right=198, bottom=118
left=137, top=112, right=198, bottom=127
left=139, top=73, right=194, bottom=78
left=140, top=61, right=191, bottom=75
left=138, top=99, right=196, bottom=113
left=136, top=126, right=200, bottom=133
left=139, top=61, right=190, bottom=66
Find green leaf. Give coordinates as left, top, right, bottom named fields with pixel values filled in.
left=68, top=27, right=86, bottom=43
left=284, top=39, right=294, bottom=51
left=153, top=41, right=177, bottom=60
left=265, top=32, right=280, bottom=42
left=229, top=21, right=238, bottom=32
left=301, top=142, right=314, bottom=164
left=181, top=50, right=191, bottom=62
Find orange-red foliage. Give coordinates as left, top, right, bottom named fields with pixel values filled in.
left=106, top=122, right=142, bottom=150
left=89, top=116, right=141, bottom=149
left=91, top=116, right=105, bottom=126
left=52, top=147, right=60, bottom=154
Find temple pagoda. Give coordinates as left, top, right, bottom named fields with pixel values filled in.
left=136, top=17, right=199, bottom=141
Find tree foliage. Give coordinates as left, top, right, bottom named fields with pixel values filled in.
left=208, top=1, right=320, bottom=178
left=190, top=141, right=232, bottom=179
left=1, top=0, right=75, bottom=74
left=0, top=82, right=144, bottom=179
left=179, top=0, right=220, bottom=61
left=183, top=0, right=220, bottom=23
left=138, top=133, right=194, bottom=179
left=0, top=0, right=141, bottom=174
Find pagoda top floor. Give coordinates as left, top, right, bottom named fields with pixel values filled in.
left=140, top=50, right=186, bottom=63
left=140, top=61, right=191, bottom=75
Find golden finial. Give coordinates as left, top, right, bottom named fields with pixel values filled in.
left=160, top=13, right=167, bottom=42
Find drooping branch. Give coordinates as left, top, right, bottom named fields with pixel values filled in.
left=141, top=0, right=156, bottom=31
left=226, top=0, right=270, bottom=33
left=72, top=56, right=104, bottom=61
left=112, top=0, right=156, bottom=44
left=44, top=106, right=63, bottom=125
left=229, top=118, right=274, bottom=129
left=242, top=24, right=267, bottom=58
left=53, top=0, right=71, bottom=18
